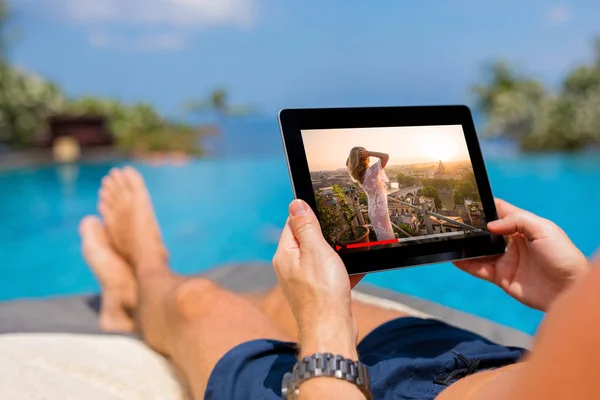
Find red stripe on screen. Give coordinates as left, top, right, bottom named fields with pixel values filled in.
left=346, top=239, right=398, bottom=249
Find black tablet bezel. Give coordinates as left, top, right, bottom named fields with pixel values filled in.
left=278, top=105, right=506, bottom=275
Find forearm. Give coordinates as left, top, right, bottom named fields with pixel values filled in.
left=366, top=151, right=388, bottom=160
left=299, top=378, right=367, bottom=400
left=297, top=315, right=368, bottom=399
left=366, top=151, right=389, bottom=168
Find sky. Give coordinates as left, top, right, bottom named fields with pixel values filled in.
left=302, top=125, right=471, bottom=171
left=6, top=1, right=600, bottom=117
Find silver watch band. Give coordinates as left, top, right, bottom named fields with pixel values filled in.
left=282, top=353, right=371, bottom=400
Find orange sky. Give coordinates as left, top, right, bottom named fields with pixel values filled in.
left=301, top=125, right=472, bottom=171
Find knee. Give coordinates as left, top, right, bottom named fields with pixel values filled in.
left=171, top=278, right=220, bottom=322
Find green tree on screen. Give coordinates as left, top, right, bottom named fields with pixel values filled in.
left=397, top=172, right=406, bottom=186
left=315, top=190, right=343, bottom=244
left=453, top=182, right=480, bottom=206
left=405, top=176, right=416, bottom=187
left=422, top=186, right=443, bottom=210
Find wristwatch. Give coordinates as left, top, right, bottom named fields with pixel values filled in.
left=281, top=353, right=372, bottom=400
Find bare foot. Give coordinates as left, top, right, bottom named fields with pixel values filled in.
left=80, top=216, right=137, bottom=332
left=98, top=167, right=168, bottom=271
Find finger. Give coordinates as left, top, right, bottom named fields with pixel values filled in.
left=453, top=258, right=497, bottom=282
left=349, top=274, right=365, bottom=289
left=273, top=219, right=299, bottom=270
left=278, top=218, right=299, bottom=250
left=288, top=199, right=326, bottom=247
left=494, top=198, right=520, bottom=218
left=487, top=209, right=550, bottom=241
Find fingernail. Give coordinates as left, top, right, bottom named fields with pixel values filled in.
left=488, top=220, right=501, bottom=229
left=289, top=200, right=307, bottom=217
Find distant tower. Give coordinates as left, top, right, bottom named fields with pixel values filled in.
left=435, top=160, right=446, bottom=177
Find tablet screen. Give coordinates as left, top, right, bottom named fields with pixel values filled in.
left=301, top=125, right=491, bottom=252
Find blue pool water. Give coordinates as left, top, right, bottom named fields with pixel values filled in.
left=1, top=118, right=599, bottom=335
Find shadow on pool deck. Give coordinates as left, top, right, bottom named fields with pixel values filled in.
left=0, top=263, right=532, bottom=349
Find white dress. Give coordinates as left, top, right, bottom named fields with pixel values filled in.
left=359, top=160, right=395, bottom=241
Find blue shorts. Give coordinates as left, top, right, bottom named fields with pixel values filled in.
left=205, top=317, right=525, bottom=400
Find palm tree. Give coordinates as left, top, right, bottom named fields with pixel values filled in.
left=183, top=88, right=256, bottom=156
left=473, top=61, right=546, bottom=140
left=184, top=88, right=256, bottom=118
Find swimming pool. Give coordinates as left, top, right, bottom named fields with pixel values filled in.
left=1, top=152, right=598, bottom=335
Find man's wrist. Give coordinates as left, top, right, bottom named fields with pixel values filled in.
left=299, top=315, right=358, bottom=359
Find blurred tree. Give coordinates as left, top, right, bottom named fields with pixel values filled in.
left=66, top=97, right=204, bottom=154
left=404, top=175, right=416, bottom=187
left=474, top=39, right=600, bottom=151
left=183, top=88, right=256, bottom=118
left=0, top=2, right=203, bottom=155
left=315, top=190, right=343, bottom=244
left=396, top=172, right=406, bottom=186
left=0, top=65, right=65, bottom=147
left=421, top=178, right=456, bottom=190
left=397, top=223, right=415, bottom=235
left=473, top=61, right=546, bottom=142
left=453, top=182, right=480, bottom=206
left=332, top=184, right=357, bottom=234
left=422, top=186, right=443, bottom=210
left=358, top=190, right=367, bottom=205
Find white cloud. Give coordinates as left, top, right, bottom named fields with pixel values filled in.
left=546, top=5, right=572, bottom=26
left=57, top=0, right=256, bottom=28
left=89, top=31, right=186, bottom=52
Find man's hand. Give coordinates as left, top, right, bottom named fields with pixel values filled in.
left=455, top=199, right=590, bottom=311
left=273, top=199, right=364, bottom=358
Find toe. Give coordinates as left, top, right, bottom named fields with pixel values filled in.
left=123, top=166, right=146, bottom=192
left=110, top=168, right=132, bottom=192
left=99, top=187, right=114, bottom=208
left=80, top=215, right=108, bottom=249
left=98, top=203, right=115, bottom=225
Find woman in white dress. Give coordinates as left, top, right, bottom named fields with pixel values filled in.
left=346, top=147, right=395, bottom=241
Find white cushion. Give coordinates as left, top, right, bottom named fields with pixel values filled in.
left=0, top=334, right=188, bottom=400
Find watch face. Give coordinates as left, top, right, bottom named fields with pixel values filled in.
left=281, top=372, right=292, bottom=400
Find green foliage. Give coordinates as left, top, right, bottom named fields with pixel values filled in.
left=453, top=182, right=481, bottom=206
left=474, top=39, right=600, bottom=151
left=65, top=97, right=204, bottom=154
left=0, top=63, right=65, bottom=147
left=358, top=190, right=367, bottom=205
left=461, top=172, right=477, bottom=185
left=397, top=223, right=415, bottom=235
left=0, top=64, right=203, bottom=153
left=397, top=172, right=406, bottom=185
left=421, top=178, right=456, bottom=190
left=422, top=186, right=443, bottom=210
left=184, top=88, right=256, bottom=118
left=332, top=184, right=358, bottom=237
left=315, top=190, right=343, bottom=244
left=0, top=4, right=203, bottom=154
left=398, top=173, right=417, bottom=187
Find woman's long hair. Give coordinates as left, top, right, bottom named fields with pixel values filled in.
left=346, top=147, right=368, bottom=184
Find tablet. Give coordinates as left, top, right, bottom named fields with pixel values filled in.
left=278, top=105, right=506, bottom=275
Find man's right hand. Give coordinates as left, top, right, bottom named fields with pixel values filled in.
left=454, top=199, right=590, bottom=312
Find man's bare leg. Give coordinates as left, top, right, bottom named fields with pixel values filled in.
left=259, top=286, right=408, bottom=343
left=85, top=166, right=410, bottom=396
left=94, top=167, right=291, bottom=399
left=80, top=216, right=137, bottom=332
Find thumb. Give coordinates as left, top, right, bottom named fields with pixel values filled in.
left=288, top=199, right=326, bottom=246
